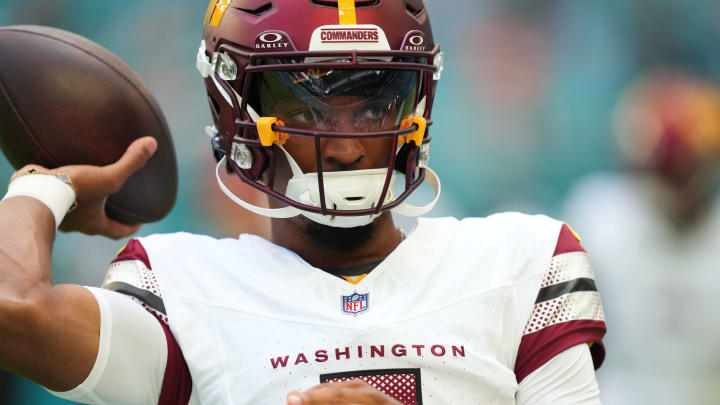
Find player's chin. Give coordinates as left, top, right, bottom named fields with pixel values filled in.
left=298, top=215, right=376, bottom=253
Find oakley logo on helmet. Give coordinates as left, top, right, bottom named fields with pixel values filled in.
left=255, top=31, right=295, bottom=50
left=260, top=33, right=283, bottom=43
left=402, top=31, right=428, bottom=51
left=409, top=35, right=424, bottom=46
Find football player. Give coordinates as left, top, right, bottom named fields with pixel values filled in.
left=564, top=69, right=720, bottom=405
left=0, top=1, right=606, bottom=404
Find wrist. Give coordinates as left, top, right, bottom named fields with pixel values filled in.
left=3, top=172, right=77, bottom=228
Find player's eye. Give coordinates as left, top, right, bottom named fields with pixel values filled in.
left=358, top=103, right=391, bottom=121
left=288, top=108, right=315, bottom=124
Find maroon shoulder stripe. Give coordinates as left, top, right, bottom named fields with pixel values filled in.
left=553, top=225, right=585, bottom=256
left=515, top=320, right=606, bottom=383
left=153, top=315, right=193, bottom=405
left=112, top=238, right=152, bottom=270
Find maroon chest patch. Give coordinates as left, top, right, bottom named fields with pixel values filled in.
left=320, top=368, right=423, bottom=405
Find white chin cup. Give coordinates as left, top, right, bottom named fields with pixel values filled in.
left=215, top=149, right=441, bottom=228
left=286, top=168, right=396, bottom=228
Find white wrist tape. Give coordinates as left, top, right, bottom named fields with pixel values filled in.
left=2, top=174, right=77, bottom=228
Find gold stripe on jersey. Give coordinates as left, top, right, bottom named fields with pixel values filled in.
left=115, top=243, right=128, bottom=257
left=566, top=224, right=582, bottom=242
left=342, top=273, right=368, bottom=285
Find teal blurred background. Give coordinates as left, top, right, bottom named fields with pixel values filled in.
left=2, top=0, right=720, bottom=404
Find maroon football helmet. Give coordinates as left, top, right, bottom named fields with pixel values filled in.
left=197, top=0, right=442, bottom=227
left=614, top=70, right=720, bottom=185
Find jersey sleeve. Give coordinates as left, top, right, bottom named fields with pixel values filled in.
left=516, top=344, right=601, bottom=404
left=99, top=238, right=194, bottom=404
left=47, top=288, right=170, bottom=404
left=514, top=224, right=607, bottom=383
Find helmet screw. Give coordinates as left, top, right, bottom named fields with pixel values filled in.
left=231, top=141, right=253, bottom=169
left=217, top=53, right=238, bottom=81
left=433, top=52, right=444, bottom=81
left=418, top=144, right=431, bottom=168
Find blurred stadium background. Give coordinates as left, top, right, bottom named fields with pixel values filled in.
left=2, top=0, right=720, bottom=404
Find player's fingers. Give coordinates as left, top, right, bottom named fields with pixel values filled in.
left=303, top=380, right=371, bottom=393
left=287, top=391, right=304, bottom=405
left=102, top=137, right=158, bottom=189
left=287, top=384, right=395, bottom=405
left=340, top=379, right=373, bottom=388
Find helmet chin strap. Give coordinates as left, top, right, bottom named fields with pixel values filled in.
left=215, top=152, right=442, bottom=228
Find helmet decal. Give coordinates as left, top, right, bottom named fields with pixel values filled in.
left=338, top=0, right=358, bottom=25
left=255, top=31, right=297, bottom=51
left=401, top=31, right=428, bottom=51
left=309, top=25, right=390, bottom=52
left=204, top=0, right=230, bottom=27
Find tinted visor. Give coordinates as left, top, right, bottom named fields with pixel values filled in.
left=255, top=68, right=420, bottom=132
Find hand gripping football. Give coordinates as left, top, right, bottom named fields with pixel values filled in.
left=0, top=25, right=178, bottom=224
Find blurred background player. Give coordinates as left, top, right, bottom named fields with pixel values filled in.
left=563, top=70, right=720, bottom=405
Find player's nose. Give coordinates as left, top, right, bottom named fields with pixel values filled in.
left=323, top=137, right=366, bottom=171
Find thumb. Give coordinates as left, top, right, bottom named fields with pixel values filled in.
left=286, top=391, right=304, bottom=405
left=103, top=137, right=158, bottom=184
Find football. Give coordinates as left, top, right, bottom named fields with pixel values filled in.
left=0, top=25, right=177, bottom=224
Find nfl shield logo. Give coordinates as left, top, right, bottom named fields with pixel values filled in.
left=342, top=292, right=369, bottom=315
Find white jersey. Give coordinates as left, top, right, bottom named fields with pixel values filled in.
left=100, top=213, right=606, bottom=405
